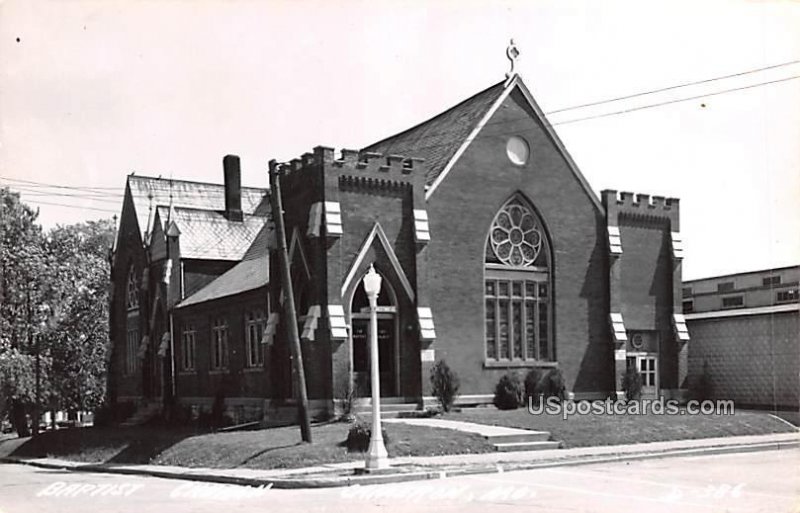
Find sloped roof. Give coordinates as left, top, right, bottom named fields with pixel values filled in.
left=177, top=222, right=272, bottom=308
left=127, top=175, right=269, bottom=240
left=363, top=80, right=507, bottom=186
left=156, top=206, right=266, bottom=261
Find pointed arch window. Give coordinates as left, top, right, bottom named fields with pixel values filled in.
left=126, top=267, right=139, bottom=311
left=484, top=197, right=553, bottom=363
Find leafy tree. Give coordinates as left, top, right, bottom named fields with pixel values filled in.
left=0, top=188, right=115, bottom=435
left=43, top=219, right=115, bottom=414
left=0, top=188, right=48, bottom=435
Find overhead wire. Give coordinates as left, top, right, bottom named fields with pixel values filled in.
left=1, top=62, right=798, bottom=210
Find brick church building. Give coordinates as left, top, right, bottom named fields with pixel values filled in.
left=109, top=69, right=689, bottom=421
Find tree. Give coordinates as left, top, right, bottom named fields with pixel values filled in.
left=0, top=188, right=48, bottom=435
left=43, top=219, right=115, bottom=415
left=0, top=188, right=115, bottom=435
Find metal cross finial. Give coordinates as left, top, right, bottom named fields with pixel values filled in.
left=506, top=39, right=520, bottom=79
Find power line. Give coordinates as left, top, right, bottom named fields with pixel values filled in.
left=23, top=199, right=120, bottom=214
left=0, top=175, right=123, bottom=192
left=3, top=65, right=799, bottom=201
left=546, top=59, right=800, bottom=114
left=377, top=73, right=800, bottom=158
left=553, top=74, right=800, bottom=126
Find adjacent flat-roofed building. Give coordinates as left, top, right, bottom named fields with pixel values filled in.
left=684, top=266, right=799, bottom=411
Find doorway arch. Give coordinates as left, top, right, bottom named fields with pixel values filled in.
left=348, top=269, right=400, bottom=397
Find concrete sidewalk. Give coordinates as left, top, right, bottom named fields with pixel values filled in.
left=3, top=431, right=798, bottom=489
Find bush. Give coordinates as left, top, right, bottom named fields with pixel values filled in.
left=345, top=420, right=390, bottom=452
left=493, top=372, right=524, bottom=410
left=430, top=360, right=460, bottom=412
left=525, top=368, right=566, bottom=404
left=524, top=369, right=543, bottom=404
left=621, top=366, right=643, bottom=401
left=691, top=360, right=713, bottom=401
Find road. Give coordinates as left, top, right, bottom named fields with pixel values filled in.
left=1, top=449, right=797, bottom=513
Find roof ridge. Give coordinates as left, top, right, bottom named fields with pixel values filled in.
left=364, top=79, right=507, bottom=152
left=363, top=79, right=508, bottom=186
left=127, top=174, right=267, bottom=191
left=154, top=204, right=267, bottom=217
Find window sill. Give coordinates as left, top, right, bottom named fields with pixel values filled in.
left=243, top=366, right=265, bottom=373
left=208, top=369, right=229, bottom=375
left=178, top=370, right=197, bottom=376
left=483, top=360, right=558, bottom=369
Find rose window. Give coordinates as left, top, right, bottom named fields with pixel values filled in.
left=490, top=201, right=542, bottom=266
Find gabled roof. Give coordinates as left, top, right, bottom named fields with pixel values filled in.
left=177, top=222, right=273, bottom=309
left=363, top=75, right=603, bottom=213
left=363, top=80, right=507, bottom=187
left=126, top=175, right=269, bottom=240
left=155, top=206, right=266, bottom=261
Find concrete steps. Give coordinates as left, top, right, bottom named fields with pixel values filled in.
left=486, top=431, right=552, bottom=444
left=493, top=440, right=561, bottom=452
left=383, top=418, right=561, bottom=452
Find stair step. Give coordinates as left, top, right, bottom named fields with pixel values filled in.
left=486, top=432, right=551, bottom=444
left=354, top=403, right=420, bottom=413
left=493, top=440, right=561, bottom=452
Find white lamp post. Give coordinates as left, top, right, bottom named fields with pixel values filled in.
left=362, top=264, right=388, bottom=470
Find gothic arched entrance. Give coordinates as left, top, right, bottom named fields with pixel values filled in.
left=349, top=272, right=399, bottom=397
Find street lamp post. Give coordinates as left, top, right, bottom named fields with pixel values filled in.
left=362, top=265, right=388, bottom=470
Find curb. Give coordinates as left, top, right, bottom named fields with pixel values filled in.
left=3, top=438, right=798, bottom=489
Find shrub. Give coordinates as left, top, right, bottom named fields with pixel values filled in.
left=526, top=368, right=566, bottom=404
left=524, top=369, right=544, bottom=404
left=493, top=372, right=524, bottom=410
left=430, top=360, right=460, bottom=412
left=345, top=420, right=390, bottom=452
left=334, top=370, right=357, bottom=420
left=621, top=366, right=643, bottom=401
left=691, top=360, right=713, bottom=401
left=540, top=368, right=566, bottom=401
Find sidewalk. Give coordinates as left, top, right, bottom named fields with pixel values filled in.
left=3, top=431, right=798, bottom=489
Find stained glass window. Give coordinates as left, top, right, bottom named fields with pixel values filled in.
left=484, top=196, right=553, bottom=363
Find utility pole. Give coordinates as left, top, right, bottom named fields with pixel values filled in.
left=268, top=160, right=312, bottom=443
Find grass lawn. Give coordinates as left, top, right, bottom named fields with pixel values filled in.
left=0, top=420, right=493, bottom=470
left=445, top=405, right=797, bottom=448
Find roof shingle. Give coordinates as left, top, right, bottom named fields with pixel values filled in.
left=127, top=175, right=268, bottom=240
left=363, top=80, right=507, bottom=186
left=156, top=206, right=266, bottom=261
left=177, top=222, right=272, bottom=308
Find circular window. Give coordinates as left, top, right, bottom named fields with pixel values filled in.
left=489, top=200, right=543, bottom=266
left=631, top=333, right=644, bottom=350
left=506, top=136, right=530, bottom=166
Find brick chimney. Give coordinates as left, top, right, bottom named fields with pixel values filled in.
left=223, top=155, right=243, bottom=222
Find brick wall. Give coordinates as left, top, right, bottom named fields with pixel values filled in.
left=687, top=311, right=799, bottom=409
left=173, top=289, right=271, bottom=401
left=426, top=88, right=611, bottom=396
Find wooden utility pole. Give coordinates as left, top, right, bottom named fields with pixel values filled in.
left=268, top=160, right=312, bottom=443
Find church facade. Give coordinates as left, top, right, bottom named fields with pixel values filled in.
left=109, top=73, right=689, bottom=421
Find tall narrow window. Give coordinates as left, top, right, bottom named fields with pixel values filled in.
left=126, top=327, right=139, bottom=375
left=181, top=323, right=196, bottom=371
left=245, top=310, right=266, bottom=367
left=484, top=196, right=553, bottom=363
left=126, top=267, right=139, bottom=310
left=211, top=317, right=229, bottom=370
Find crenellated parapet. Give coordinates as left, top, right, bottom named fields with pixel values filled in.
left=320, top=146, right=426, bottom=189
left=601, top=189, right=683, bottom=260
left=602, top=189, right=680, bottom=227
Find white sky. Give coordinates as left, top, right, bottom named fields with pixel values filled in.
left=1, top=0, right=798, bottom=280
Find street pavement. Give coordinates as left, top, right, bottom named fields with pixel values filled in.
left=1, top=448, right=797, bottom=513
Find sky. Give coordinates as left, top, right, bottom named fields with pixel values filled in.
left=0, top=0, right=798, bottom=280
